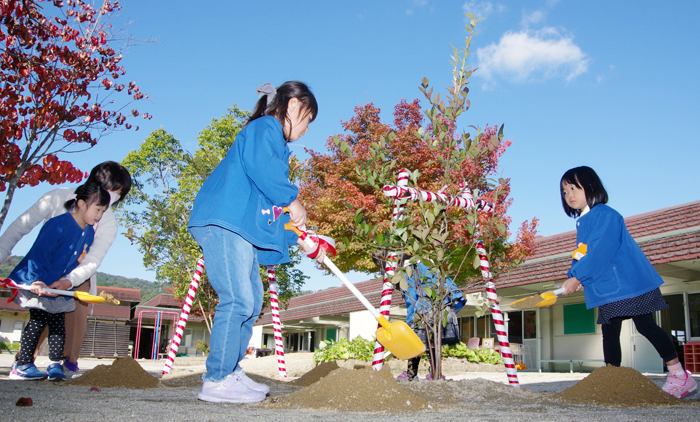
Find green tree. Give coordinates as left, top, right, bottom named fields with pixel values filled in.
left=119, top=106, right=307, bottom=332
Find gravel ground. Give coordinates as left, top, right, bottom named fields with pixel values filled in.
left=1, top=352, right=698, bottom=421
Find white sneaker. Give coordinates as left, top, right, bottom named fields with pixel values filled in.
left=198, top=374, right=266, bottom=403
left=233, top=370, right=270, bottom=394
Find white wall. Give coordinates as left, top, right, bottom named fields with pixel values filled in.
left=250, top=325, right=263, bottom=349
left=550, top=305, right=606, bottom=361
left=349, top=310, right=377, bottom=341
left=0, top=312, right=29, bottom=344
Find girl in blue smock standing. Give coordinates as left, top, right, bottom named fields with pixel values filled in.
left=188, top=81, right=326, bottom=404
left=560, top=166, right=696, bottom=399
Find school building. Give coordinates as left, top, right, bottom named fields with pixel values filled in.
left=252, top=199, right=700, bottom=373
left=0, top=286, right=140, bottom=357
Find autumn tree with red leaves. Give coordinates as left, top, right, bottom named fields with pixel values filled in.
left=299, top=15, right=538, bottom=377
left=0, top=0, right=151, bottom=229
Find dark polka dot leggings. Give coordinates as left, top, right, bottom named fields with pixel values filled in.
left=16, top=309, right=65, bottom=366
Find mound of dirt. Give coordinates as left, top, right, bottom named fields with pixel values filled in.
left=268, top=365, right=433, bottom=413
left=290, top=361, right=339, bottom=387
left=98, top=291, right=120, bottom=305
left=65, top=358, right=159, bottom=389
left=553, top=366, right=684, bottom=407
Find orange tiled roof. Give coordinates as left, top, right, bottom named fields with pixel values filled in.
left=97, top=286, right=141, bottom=302
left=256, top=278, right=402, bottom=325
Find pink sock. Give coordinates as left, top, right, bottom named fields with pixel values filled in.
left=668, top=362, right=686, bottom=378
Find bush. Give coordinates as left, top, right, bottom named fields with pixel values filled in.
left=194, top=339, right=210, bottom=356
left=313, top=337, right=376, bottom=363
left=441, top=342, right=504, bottom=364
left=0, top=342, right=19, bottom=352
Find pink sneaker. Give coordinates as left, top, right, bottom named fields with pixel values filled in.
left=424, top=373, right=446, bottom=380
left=396, top=371, right=416, bottom=381
left=662, top=370, right=697, bottom=398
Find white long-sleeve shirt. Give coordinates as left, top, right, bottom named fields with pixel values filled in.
left=0, top=188, right=118, bottom=296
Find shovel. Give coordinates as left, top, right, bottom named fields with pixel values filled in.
left=509, top=287, right=565, bottom=309
left=2, top=279, right=120, bottom=305
left=285, top=222, right=425, bottom=360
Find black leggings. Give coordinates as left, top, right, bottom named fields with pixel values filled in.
left=16, top=309, right=65, bottom=366
left=601, top=312, right=677, bottom=366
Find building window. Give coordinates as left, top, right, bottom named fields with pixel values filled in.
left=507, top=310, right=537, bottom=344
left=563, top=303, right=595, bottom=335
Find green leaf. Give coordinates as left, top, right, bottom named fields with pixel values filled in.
left=473, top=254, right=481, bottom=269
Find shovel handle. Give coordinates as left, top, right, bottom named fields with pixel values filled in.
left=284, top=220, right=381, bottom=320
left=10, top=283, right=74, bottom=298
left=553, top=287, right=565, bottom=296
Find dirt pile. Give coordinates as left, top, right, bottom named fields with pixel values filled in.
left=510, top=295, right=543, bottom=309
left=269, top=365, right=433, bottom=413
left=65, top=358, right=160, bottom=389
left=289, top=361, right=339, bottom=387
left=553, top=366, right=684, bottom=407
left=98, top=291, right=120, bottom=305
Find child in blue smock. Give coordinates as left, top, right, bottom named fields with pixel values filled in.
left=560, top=166, right=696, bottom=398
left=188, top=81, right=326, bottom=404
left=8, top=182, right=109, bottom=381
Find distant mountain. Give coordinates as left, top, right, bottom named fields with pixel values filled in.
left=1, top=256, right=165, bottom=303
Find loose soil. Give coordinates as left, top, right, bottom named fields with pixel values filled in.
left=268, top=366, right=434, bottom=413
left=553, top=366, right=686, bottom=407
left=510, top=294, right=543, bottom=309
left=98, top=291, right=120, bottom=305
left=93, top=355, right=693, bottom=412
left=65, top=358, right=159, bottom=389
left=289, top=361, right=339, bottom=387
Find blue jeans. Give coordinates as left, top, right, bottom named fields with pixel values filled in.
left=189, top=226, right=263, bottom=382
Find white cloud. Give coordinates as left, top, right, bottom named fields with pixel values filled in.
left=475, top=27, right=589, bottom=84
left=521, top=10, right=545, bottom=27
left=462, top=1, right=505, bottom=19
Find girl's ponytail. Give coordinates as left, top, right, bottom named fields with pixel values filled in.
left=64, top=182, right=110, bottom=212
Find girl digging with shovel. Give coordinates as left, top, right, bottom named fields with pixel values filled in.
left=188, top=82, right=328, bottom=404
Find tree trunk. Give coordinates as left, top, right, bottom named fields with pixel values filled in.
left=0, top=170, right=26, bottom=231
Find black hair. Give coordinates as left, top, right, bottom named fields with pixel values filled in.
left=247, top=81, right=318, bottom=141
left=560, top=166, right=609, bottom=217
left=86, top=161, right=132, bottom=207
left=64, top=182, right=110, bottom=212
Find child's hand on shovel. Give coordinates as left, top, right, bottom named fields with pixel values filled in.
left=287, top=199, right=307, bottom=228
left=297, top=233, right=337, bottom=264
left=561, top=276, right=582, bottom=295
left=29, top=281, right=56, bottom=297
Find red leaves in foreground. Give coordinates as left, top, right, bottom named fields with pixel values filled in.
left=16, top=397, right=33, bottom=407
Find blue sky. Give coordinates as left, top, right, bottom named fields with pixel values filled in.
left=3, top=1, right=699, bottom=291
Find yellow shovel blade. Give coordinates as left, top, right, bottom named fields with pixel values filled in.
left=510, top=290, right=559, bottom=309
left=374, top=316, right=425, bottom=360
left=74, top=291, right=120, bottom=305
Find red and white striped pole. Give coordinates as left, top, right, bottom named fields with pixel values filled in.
left=163, top=257, right=205, bottom=375
left=371, top=252, right=398, bottom=370
left=267, top=266, right=287, bottom=378
left=372, top=170, right=409, bottom=371
left=477, top=240, right=519, bottom=386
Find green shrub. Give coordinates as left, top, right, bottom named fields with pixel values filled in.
left=194, top=339, right=209, bottom=356
left=313, top=336, right=376, bottom=363
left=0, top=342, right=19, bottom=352
left=441, top=342, right=504, bottom=364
